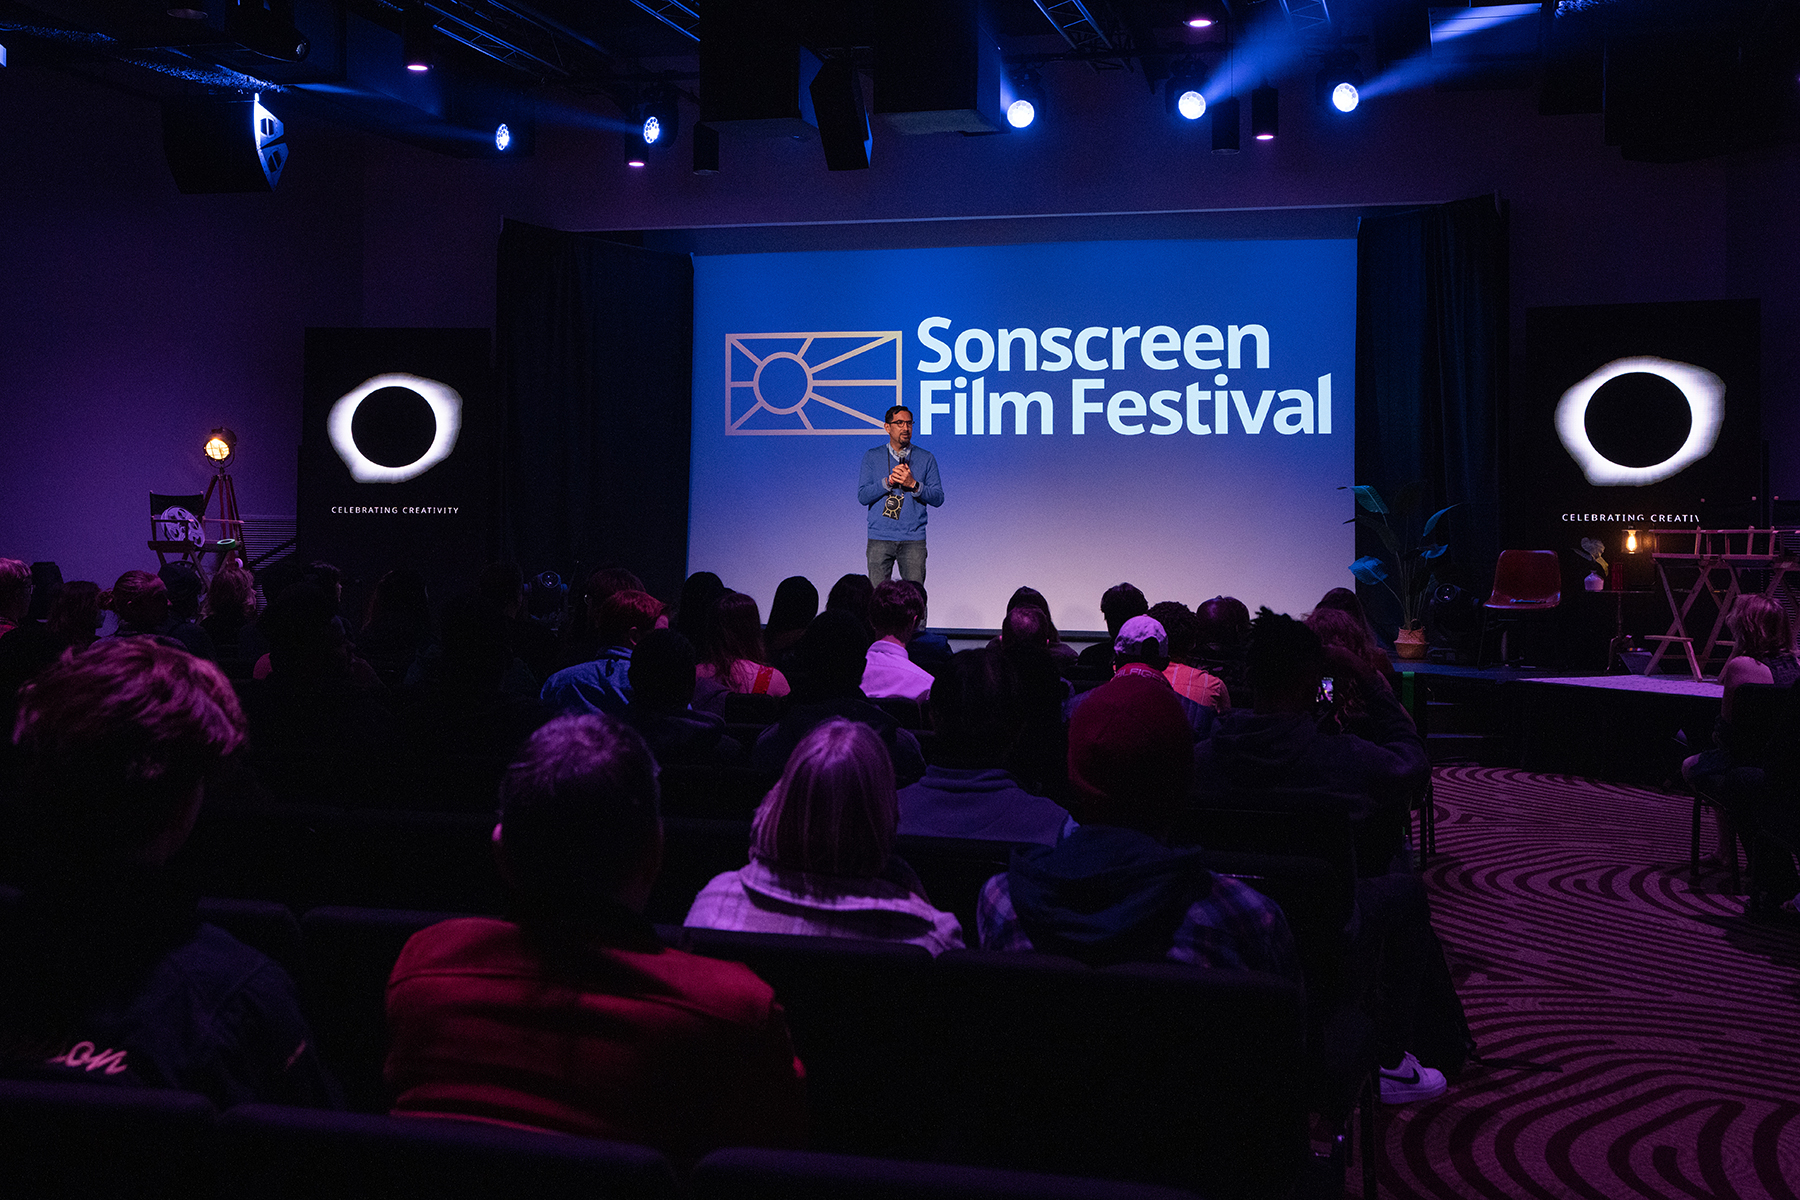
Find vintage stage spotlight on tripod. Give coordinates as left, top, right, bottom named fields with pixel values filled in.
left=202, top=427, right=246, bottom=562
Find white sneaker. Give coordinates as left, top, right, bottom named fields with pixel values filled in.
left=1378, top=1052, right=1448, bottom=1104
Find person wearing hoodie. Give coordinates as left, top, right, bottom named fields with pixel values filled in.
left=976, top=669, right=1298, bottom=979
left=1191, top=608, right=1427, bottom=875
left=1190, top=608, right=1448, bottom=1105
left=898, top=648, right=1071, bottom=844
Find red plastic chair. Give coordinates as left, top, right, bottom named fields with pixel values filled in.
left=1477, top=550, right=1562, bottom=666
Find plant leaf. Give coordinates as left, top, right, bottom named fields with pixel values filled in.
left=1579, top=536, right=1605, bottom=559
left=1351, top=485, right=1388, bottom=514
left=1422, top=504, right=1460, bottom=539
left=1353, top=514, right=1403, bottom=556
left=1350, top=556, right=1389, bottom=585
left=1420, top=543, right=1448, bottom=560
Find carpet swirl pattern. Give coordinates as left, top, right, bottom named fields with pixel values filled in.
left=1369, top=767, right=1800, bottom=1200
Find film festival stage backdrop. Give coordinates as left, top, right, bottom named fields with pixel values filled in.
left=298, top=328, right=495, bottom=596
left=689, top=239, right=1358, bottom=632
left=1517, top=299, right=1762, bottom=596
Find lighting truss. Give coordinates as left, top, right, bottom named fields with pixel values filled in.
left=1277, top=0, right=1332, bottom=37
left=1031, top=0, right=1133, bottom=71
left=629, top=0, right=698, bottom=42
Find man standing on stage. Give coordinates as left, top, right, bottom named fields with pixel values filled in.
left=858, top=405, right=944, bottom=590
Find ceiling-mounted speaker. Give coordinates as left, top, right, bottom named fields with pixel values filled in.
left=162, top=94, right=289, bottom=193
left=698, top=1, right=819, bottom=138
left=874, top=0, right=1003, bottom=134
left=811, top=57, right=872, bottom=170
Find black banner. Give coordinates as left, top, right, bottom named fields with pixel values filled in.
left=298, top=328, right=495, bottom=597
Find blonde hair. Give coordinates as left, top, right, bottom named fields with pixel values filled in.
left=751, top=719, right=897, bottom=878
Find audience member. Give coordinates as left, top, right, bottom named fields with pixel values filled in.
left=898, top=649, right=1070, bottom=844
left=1074, top=582, right=1149, bottom=677
left=1149, top=600, right=1230, bottom=711
left=1191, top=609, right=1445, bottom=1103
left=24, top=562, right=61, bottom=625
left=674, top=570, right=727, bottom=649
left=555, top=566, right=645, bottom=668
left=900, top=582, right=953, bottom=677
left=861, top=581, right=934, bottom=704
left=540, top=589, right=666, bottom=717
left=239, top=583, right=397, bottom=805
left=1067, top=616, right=1214, bottom=739
left=995, top=620, right=1075, bottom=803
left=1683, top=594, right=1799, bottom=862
left=154, top=562, right=218, bottom=661
left=824, top=572, right=874, bottom=632
left=978, top=670, right=1298, bottom=977
left=688, top=719, right=963, bottom=953
left=621, top=628, right=743, bottom=767
left=0, top=638, right=337, bottom=1107
left=357, top=567, right=433, bottom=689
left=391, top=595, right=551, bottom=810
left=101, top=570, right=171, bottom=640
left=700, top=591, right=790, bottom=697
left=764, top=575, right=818, bottom=659
left=201, top=560, right=257, bottom=667
left=1306, top=607, right=1398, bottom=737
left=0, top=580, right=100, bottom=738
left=385, top=715, right=806, bottom=1161
left=995, top=586, right=1078, bottom=667
left=1195, top=594, right=1254, bottom=708
left=0, top=558, right=31, bottom=637
left=750, top=611, right=926, bottom=786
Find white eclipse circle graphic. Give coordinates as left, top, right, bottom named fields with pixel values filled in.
left=327, top=373, right=463, bottom=484
left=1554, top=356, right=1724, bottom=486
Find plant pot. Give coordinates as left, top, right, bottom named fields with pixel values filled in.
left=1394, top=627, right=1428, bottom=661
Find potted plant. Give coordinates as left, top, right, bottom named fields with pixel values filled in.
left=1342, top=483, right=1458, bottom=661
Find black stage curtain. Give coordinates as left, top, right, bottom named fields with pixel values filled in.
left=497, top=220, right=693, bottom=600
left=1355, top=195, right=1507, bottom=624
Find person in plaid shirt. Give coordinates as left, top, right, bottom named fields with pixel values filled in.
left=976, top=670, right=1298, bottom=980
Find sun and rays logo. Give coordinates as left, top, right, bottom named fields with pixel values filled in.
left=726, top=332, right=903, bottom=435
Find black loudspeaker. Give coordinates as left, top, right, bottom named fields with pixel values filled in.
left=1426, top=583, right=1481, bottom=664
left=162, top=96, right=289, bottom=193
left=811, top=57, right=872, bottom=171
left=698, top=3, right=818, bottom=138
left=873, top=0, right=1002, bottom=134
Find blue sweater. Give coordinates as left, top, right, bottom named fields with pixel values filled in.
left=858, top=444, right=943, bottom=540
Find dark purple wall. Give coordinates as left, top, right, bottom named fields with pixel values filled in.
left=0, top=63, right=365, bottom=583
left=3, top=56, right=1794, bottom=584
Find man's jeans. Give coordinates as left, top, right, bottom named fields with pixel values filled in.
left=867, top=538, right=926, bottom=591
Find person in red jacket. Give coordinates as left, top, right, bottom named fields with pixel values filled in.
left=384, top=714, right=807, bottom=1163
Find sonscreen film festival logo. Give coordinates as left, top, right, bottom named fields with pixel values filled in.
left=1555, top=356, right=1724, bottom=487
left=328, top=373, right=463, bottom=482
left=726, top=332, right=901, bottom=435
left=725, top=320, right=1336, bottom=438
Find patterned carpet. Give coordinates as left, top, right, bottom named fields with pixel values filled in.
left=1366, top=767, right=1800, bottom=1200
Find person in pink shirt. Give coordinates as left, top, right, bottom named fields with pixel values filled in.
left=860, top=581, right=935, bottom=705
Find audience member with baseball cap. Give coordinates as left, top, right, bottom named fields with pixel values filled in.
left=1065, top=615, right=1215, bottom=739
left=977, top=670, right=1298, bottom=977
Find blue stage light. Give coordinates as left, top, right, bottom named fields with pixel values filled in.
left=494, top=123, right=512, bottom=151
left=1331, top=82, right=1359, bottom=112
left=1178, top=90, right=1206, bottom=120
left=1007, top=98, right=1035, bottom=129
left=642, top=114, right=662, bottom=145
